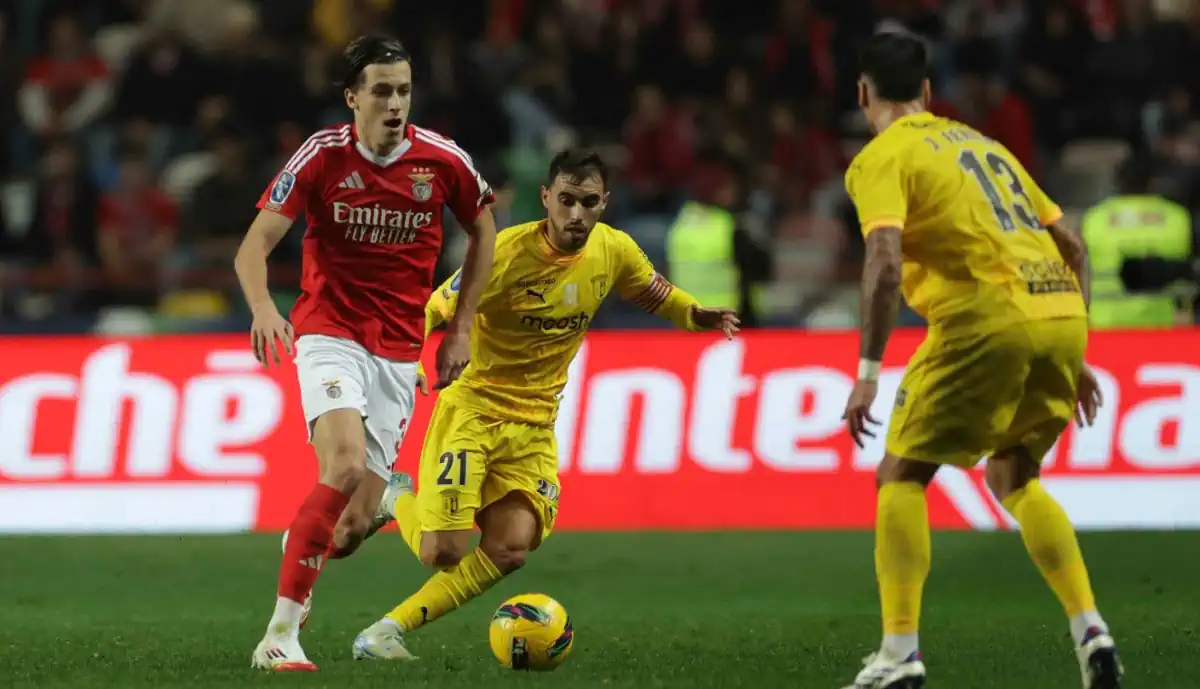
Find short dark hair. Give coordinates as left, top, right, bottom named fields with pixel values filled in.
left=340, top=35, right=410, bottom=90
left=547, top=148, right=608, bottom=187
left=859, top=31, right=930, bottom=102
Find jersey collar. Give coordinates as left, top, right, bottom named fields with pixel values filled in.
left=352, top=122, right=412, bottom=167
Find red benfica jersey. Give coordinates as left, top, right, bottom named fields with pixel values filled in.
left=257, top=123, right=494, bottom=361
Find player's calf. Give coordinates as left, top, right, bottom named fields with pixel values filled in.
left=329, top=472, right=388, bottom=559
left=254, top=410, right=365, bottom=669
left=477, top=493, right=541, bottom=575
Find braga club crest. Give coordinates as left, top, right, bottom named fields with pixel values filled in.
left=409, top=167, right=435, bottom=201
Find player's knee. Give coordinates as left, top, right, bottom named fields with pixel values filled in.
left=314, top=434, right=367, bottom=492
left=985, top=448, right=1040, bottom=502
left=312, top=411, right=368, bottom=492
left=876, top=454, right=938, bottom=488
left=321, top=459, right=366, bottom=494
left=480, top=539, right=530, bottom=574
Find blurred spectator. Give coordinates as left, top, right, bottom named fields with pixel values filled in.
left=96, top=145, right=177, bottom=303
left=412, top=23, right=509, bottom=160
left=933, top=68, right=1038, bottom=175
left=17, top=12, right=111, bottom=141
left=21, top=137, right=98, bottom=271
left=204, top=5, right=305, bottom=133
left=182, top=128, right=262, bottom=267
left=504, top=12, right=573, bottom=149
left=113, top=28, right=209, bottom=131
left=766, top=102, right=845, bottom=213
left=705, top=67, right=757, bottom=151
left=622, top=84, right=695, bottom=213
left=762, top=0, right=836, bottom=102
left=143, top=0, right=253, bottom=55
left=1088, top=0, right=1187, bottom=142
left=313, top=0, right=393, bottom=52
left=946, top=6, right=1000, bottom=90
left=670, top=21, right=727, bottom=105
left=1017, top=1, right=1094, bottom=149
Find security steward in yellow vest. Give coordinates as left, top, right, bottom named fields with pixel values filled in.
left=1082, top=157, right=1193, bottom=328
left=667, top=173, right=769, bottom=326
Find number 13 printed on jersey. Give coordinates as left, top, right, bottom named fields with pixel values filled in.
left=958, top=149, right=1042, bottom=233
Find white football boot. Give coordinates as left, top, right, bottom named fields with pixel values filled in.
left=370, top=471, right=414, bottom=534
left=251, top=625, right=317, bottom=672
left=279, top=530, right=314, bottom=629
left=352, top=618, right=418, bottom=661
left=842, top=650, right=926, bottom=689
left=1076, top=627, right=1123, bottom=689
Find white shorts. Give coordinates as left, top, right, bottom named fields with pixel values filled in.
left=295, top=334, right=418, bottom=480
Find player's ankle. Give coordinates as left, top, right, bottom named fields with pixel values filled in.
left=882, top=632, right=920, bottom=659
left=1069, top=611, right=1107, bottom=646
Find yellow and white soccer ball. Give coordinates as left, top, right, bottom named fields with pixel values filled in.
left=488, top=593, right=574, bottom=671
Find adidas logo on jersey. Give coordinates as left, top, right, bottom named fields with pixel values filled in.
left=338, top=171, right=366, bottom=190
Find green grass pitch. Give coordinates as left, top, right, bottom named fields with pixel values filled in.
left=1, top=531, right=1195, bottom=688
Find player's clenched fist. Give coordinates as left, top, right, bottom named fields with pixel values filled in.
left=434, top=327, right=470, bottom=390
left=250, top=304, right=294, bottom=367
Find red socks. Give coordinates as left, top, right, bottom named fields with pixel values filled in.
left=278, top=483, right=350, bottom=603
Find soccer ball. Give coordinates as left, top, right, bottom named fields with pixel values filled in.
left=488, top=593, right=574, bottom=671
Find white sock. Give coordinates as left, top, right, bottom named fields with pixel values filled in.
left=882, top=633, right=920, bottom=659
left=1069, top=611, right=1107, bottom=646
left=267, top=596, right=305, bottom=635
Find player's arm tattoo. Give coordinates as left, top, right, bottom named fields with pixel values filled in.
left=1048, top=221, right=1091, bottom=311
left=859, top=226, right=903, bottom=361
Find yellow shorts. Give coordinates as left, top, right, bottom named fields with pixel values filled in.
left=886, top=317, right=1087, bottom=468
left=416, top=397, right=560, bottom=548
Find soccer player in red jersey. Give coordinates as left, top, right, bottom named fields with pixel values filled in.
left=235, top=35, right=497, bottom=672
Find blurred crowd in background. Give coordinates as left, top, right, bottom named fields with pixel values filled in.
left=0, top=0, right=1197, bottom=335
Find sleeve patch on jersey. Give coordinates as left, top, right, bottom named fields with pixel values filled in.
left=631, top=273, right=673, bottom=313
left=267, top=171, right=296, bottom=210
left=449, top=271, right=462, bottom=293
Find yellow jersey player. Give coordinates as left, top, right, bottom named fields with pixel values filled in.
left=838, top=33, right=1122, bottom=689
left=351, top=148, right=739, bottom=660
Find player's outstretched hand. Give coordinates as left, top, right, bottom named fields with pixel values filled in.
left=1075, top=364, right=1103, bottom=428
left=434, top=328, right=470, bottom=390
left=842, top=380, right=881, bottom=449
left=250, top=304, right=294, bottom=367
left=691, top=307, right=741, bottom=339
left=416, top=370, right=430, bottom=396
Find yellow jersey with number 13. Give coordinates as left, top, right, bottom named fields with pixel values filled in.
left=845, top=112, right=1087, bottom=331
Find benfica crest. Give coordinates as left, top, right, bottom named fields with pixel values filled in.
left=409, top=167, right=435, bottom=201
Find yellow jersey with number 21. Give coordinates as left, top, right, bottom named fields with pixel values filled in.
left=845, top=112, right=1087, bottom=331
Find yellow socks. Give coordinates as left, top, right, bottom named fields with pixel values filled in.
left=1002, top=479, right=1097, bottom=619
left=393, top=492, right=423, bottom=558
left=386, top=547, right=503, bottom=631
left=875, top=482, right=931, bottom=647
